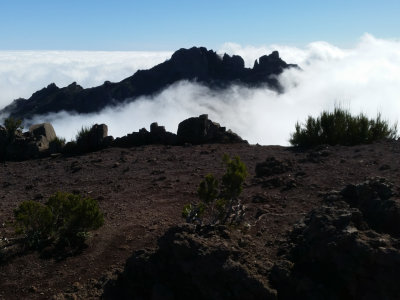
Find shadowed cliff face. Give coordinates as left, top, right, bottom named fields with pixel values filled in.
left=0, top=47, right=297, bottom=120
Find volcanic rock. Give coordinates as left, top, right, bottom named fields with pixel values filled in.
left=113, top=123, right=177, bottom=147
left=177, top=114, right=246, bottom=145
left=29, top=123, right=57, bottom=142
left=271, top=178, right=400, bottom=300
left=2, top=123, right=59, bottom=160
left=340, top=177, right=400, bottom=237
left=103, top=224, right=277, bottom=300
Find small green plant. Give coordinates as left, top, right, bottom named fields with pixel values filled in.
left=46, top=192, right=104, bottom=247
left=52, top=136, right=66, bottom=145
left=75, top=125, right=91, bottom=143
left=14, top=192, right=104, bottom=250
left=290, top=107, right=398, bottom=147
left=14, top=201, right=54, bottom=249
left=74, top=125, right=93, bottom=153
left=49, top=136, right=66, bottom=153
left=183, top=154, right=248, bottom=225
left=3, top=117, right=23, bottom=142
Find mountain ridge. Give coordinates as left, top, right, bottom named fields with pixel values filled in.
left=1, top=47, right=298, bottom=120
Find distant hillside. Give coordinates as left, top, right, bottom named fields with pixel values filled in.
left=1, top=47, right=298, bottom=120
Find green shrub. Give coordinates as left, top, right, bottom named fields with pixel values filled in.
left=3, top=117, right=23, bottom=142
left=183, top=154, right=248, bottom=225
left=75, top=125, right=91, bottom=142
left=290, top=107, right=398, bottom=147
left=75, top=125, right=93, bottom=153
left=46, top=192, right=104, bottom=247
left=14, top=201, right=53, bottom=248
left=49, top=136, right=66, bottom=153
left=14, top=192, right=104, bottom=249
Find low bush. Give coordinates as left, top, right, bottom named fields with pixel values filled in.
left=3, top=117, right=23, bottom=142
left=290, top=107, right=398, bottom=147
left=14, top=201, right=54, bottom=249
left=49, top=136, right=66, bottom=153
left=75, top=125, right=91, bottom=143
left=182, top=154, right=248, bottom=225
left=14, top=192, right=104, bottom=250
left=75, top=125, right=93, bottom=153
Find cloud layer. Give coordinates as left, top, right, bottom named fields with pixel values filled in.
left=2, top=34, right=400, bottom=145
left=0, top=51, right=172, bottom=109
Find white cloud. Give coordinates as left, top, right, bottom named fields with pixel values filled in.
left=0, top=51, right=172, bottom=109
left=2, top=34, right=400, bottom=145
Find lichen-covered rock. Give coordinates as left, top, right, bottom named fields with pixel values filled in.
left=29, top=123, right=56, bottom=142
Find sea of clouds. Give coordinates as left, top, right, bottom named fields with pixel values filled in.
left=1, top=34, right=399, bottom=145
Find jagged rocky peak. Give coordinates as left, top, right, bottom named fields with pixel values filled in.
left=0, top=46, right=298, bottom=120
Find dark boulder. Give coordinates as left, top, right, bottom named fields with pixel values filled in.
left=29, top=123, right=57, bottom=142
left=3, top=123, right=57, bottom=160
left=177, top=114, right=246, bottom=145
left=271, top=178, right=400, bottom=300
left=340, top=177, right=400, bottom=237
left=103, top=224, right=277, bottom=300
left=113, top=123, right=177, bottom=147
left=88, top=124, right=108, bottom=149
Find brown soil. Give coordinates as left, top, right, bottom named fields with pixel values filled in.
left=1, top=140, right=400, bottom=299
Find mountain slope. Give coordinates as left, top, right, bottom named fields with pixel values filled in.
left=1, top=47, right=297, bottom=120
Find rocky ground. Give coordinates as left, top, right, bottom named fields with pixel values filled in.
left=1, top=139, right=400, bottom=299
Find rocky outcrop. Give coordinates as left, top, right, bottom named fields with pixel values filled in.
left=2, top=116, right=245, bottom=160
left=271, top=177, right=400, bottom=300
left=113, top=122, right=177, bottom=147
left=1, top=123, right=58, bottom=161
left=340, top=177, right=400, bottom=237
left=64, top=124, right=114, bottom=154
left=177, top=114, right=246, bottom=145
left=29, top=123, right=57, bottom=142
left=103, top=225, right=277, bottom=300
left=1, top=47, right=298, bottom=120
left=78, top=124, right=111, bottom=151
left=114, top=115, right=245, bottom=148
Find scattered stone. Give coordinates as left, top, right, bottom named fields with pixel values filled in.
left=379, top=164, right=391, bottom=171
left=70, top=161, right=82, bottom=173
left=255, top=157, right=293, bottom=177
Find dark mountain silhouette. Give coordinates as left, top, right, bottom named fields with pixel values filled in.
left=1, top=47, right=297, bottom=120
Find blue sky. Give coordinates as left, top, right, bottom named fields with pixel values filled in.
left=1, top=0, right=400, bottom=50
